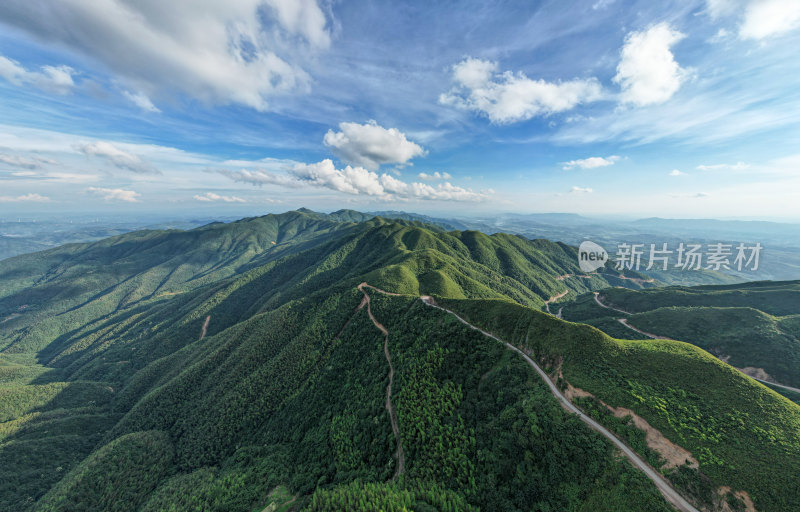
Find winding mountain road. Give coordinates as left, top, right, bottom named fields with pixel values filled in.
left=417, top=293, right=700, bottom=512
left=593, top=292, right=633, bottom=315
left=357, top=283, right=406, bottom=479
left=594, top=292, right=800, bottom=395
left=544, top=289, right=569, bottom=316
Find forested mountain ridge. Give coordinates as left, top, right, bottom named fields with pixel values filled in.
left=1, top=210, right=798, bottom=511
left=559, top=281, right=800, bottom=390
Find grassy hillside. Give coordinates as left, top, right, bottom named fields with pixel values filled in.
left=560, top=281, right=800, bottom=389
left=629, top=307, right=800, bottom=387
left=442, top=297, right=800, bottom=512
left=600, top=280, right=800, bottom=316
left=1, top=211, right=798, bottom=511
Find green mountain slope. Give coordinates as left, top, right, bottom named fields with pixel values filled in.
left=443, top=297, right=800, bottom=512
left=560, top=282, right=800, bottom=389
left=1, top=210, right=798, bottom=511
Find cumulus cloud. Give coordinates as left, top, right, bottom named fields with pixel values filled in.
left=0, top=193, right=51, bottom=202
left=440, top=57, right=604, bottom=124
left=707, top=0, right=800, bottom=40
left=87, top=187, right=140, bottom=202
left=194, top=192, right=246, bottom=203
left=323, top=121, right=426, bottom=170
left=292, top=159, right=487, bottom=201
left=0, top=54, right=75, bottom=94
left=562, top=155, right=620, bottom=170
left=417, top=171, right=452, bottom=180
left=78, top=142, right=160, bottom=174
left=218, top=158, right=487, bottom=201
left=122, top=90, right=160, bottom=113
left=292, top=159, right=385, bottom=195
left=0, top=0, right=330, bottom=111
left=669, top=169, right=685, bottom=176
left=741, top=0, right=800, bottom=39
left=614, top=23, right=689, bottom=106
left=696, top=161, right=750, bottom=170
left=569, top=186, right=594, bottom=194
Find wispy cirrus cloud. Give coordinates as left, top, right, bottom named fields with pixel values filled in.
left=0, top=0, right=331, bottom=111
left=194, top=192, right=246, bottom=203
left=0, top=153, right=57, bottom=170
left=696, top=161, right=750, bottom=171
left=78, top=142, right=160, bottom=174
left=0, top=192, right=51, bottom=202
left=0, top=54, right=76, bottom=94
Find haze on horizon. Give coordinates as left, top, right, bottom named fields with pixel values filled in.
left=1, top=0, right=799, bottom=220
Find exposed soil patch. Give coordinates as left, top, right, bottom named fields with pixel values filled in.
left=738, top=366, right=772, bottom=382
left=716, top=486, right=756, bottom=512
left=199, top=315, right=211, bottom=340
left=609, top=405, right=698, bottom=469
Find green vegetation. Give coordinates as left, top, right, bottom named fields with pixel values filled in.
left=1, top=209, right=798, bottom=511
left=630, top=306, right=800, bottom=387
left=601, top=280, right=800, bottom=316
left=442, top=297, right=800, bottom=512
left=560, top=281, right=800, bottom=388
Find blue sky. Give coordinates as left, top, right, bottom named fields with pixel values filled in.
left=0, top=0, right=799, bottom=219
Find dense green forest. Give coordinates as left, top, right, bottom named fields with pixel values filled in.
left=1, top=209, right=798, bottom=511
left=559, top=282, right=800, bottom=388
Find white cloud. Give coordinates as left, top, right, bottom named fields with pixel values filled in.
left=706, top=0, right=741, bottom=19
left=0, top=193, right=51, bottom=202
left=215, top=168, right=300, bottom=188
left=562, top=155, right=620, bottom=170
left=0, top=54, right=75, bottom=94
left=194, top=192, right=246, bottom=203
left=0, top=0, right=330, bottom=111
left=707, top=0, right=800, bottom=40
left=614, top=23, right=689, bottom=106
left=417, top=171, right=452, bottom=180
left=87, top=187, right=141, bottom=202
left=292, top=159, right=385, bottom=195
left=669, top=169, right=685, bottom=176
left=122, top=90, right=160, bottom=113
left=569, top=186, right=593, bottom=194
left=323, top=121, right=426, bottom=170
left=285, top=159, right=488, bottom=201
left=740, top=0, right=800, bottom=40
left=696, top=161, right=750, bottom=171
left=592, top=0, right=618, bottom=10
left=78, top=141, right=160, bottom=174
left=440, top=57, right=604, bottom=124
left=0, top=153, right=55, bottom=169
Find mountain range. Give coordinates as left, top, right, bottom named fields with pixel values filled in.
left=1, top=209, right=798, bottom=511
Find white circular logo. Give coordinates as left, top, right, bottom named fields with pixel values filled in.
left=578, top=240, right=608, bottom=273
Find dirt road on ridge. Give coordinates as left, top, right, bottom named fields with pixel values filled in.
left=415, top=292, right=700, bottom=512
left=357, top=283, right=405, bottom=479
left=594, top=292, right=800, bottom=394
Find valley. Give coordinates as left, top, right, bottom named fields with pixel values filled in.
left=0, top=210, right=798, bottom=511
